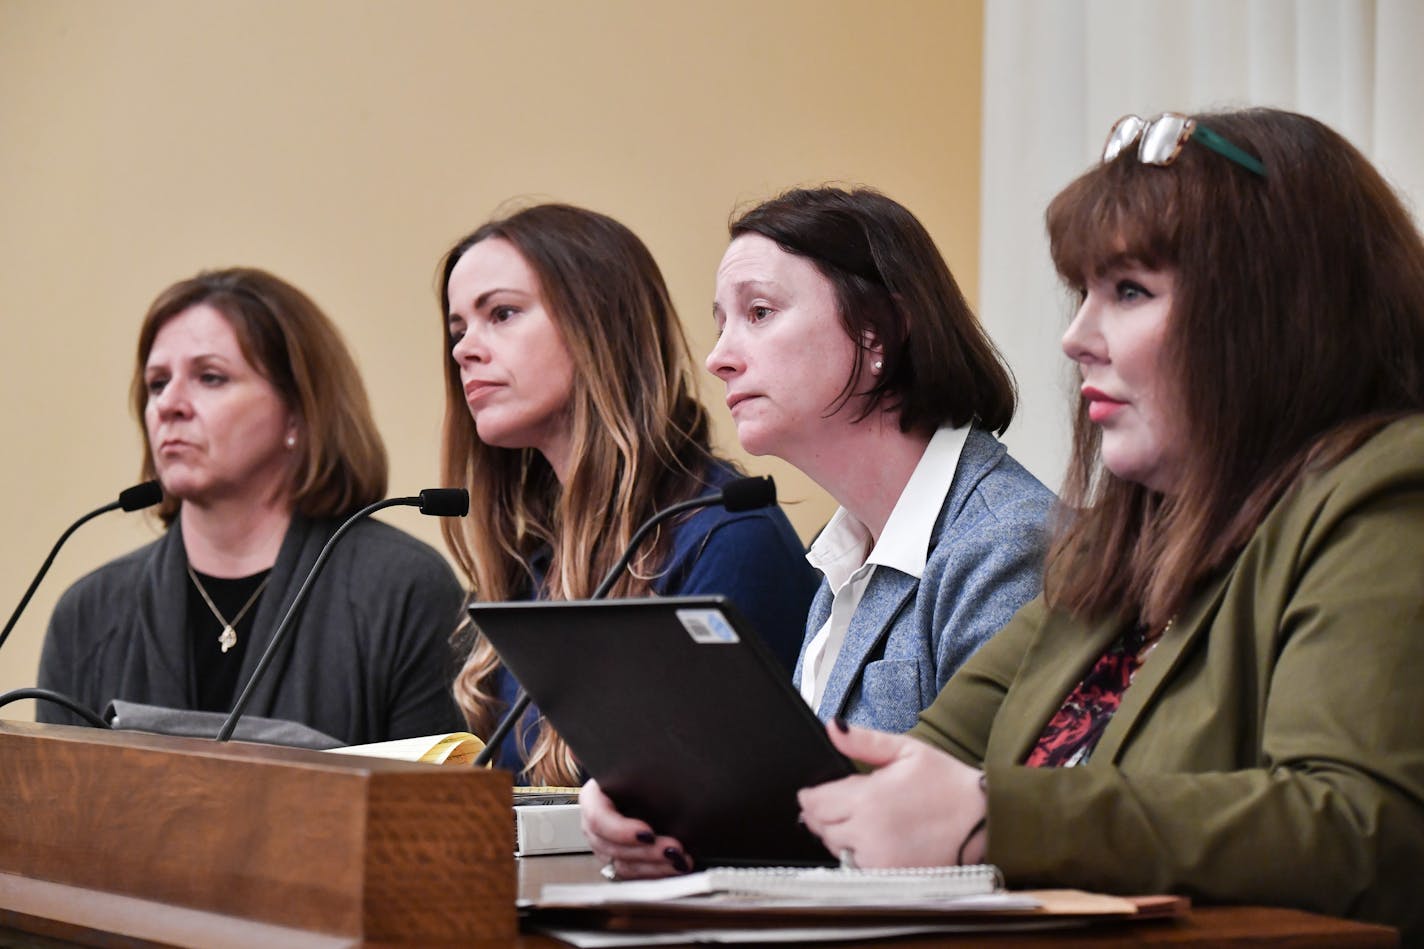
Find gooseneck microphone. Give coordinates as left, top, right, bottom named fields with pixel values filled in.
left=0, top=480, right=164, bottom=657
left=215, top=489, right=470, bottom=742
left=471, top=475, right=777, bottom=768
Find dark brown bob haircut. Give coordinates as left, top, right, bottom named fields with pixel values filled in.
left=729, top=187, right=1016, bottom=436
left=1046, top=108, right=1424, bottom=627
left=131, top=267, right=388, bottom=524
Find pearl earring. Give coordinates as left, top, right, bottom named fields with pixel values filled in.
left=872, top=359, right=884, bottom=374
left=285, top=434, right=297, bottom=449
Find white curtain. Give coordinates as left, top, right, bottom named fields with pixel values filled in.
left=980, top=0, right=1424, bottom=489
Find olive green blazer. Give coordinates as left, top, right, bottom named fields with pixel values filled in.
left=910, top=416, right=1424, bottom=940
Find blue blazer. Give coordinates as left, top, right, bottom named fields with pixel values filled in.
left=795, top=428, right=1054, bottom=733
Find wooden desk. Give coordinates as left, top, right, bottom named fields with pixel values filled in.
left=0, top=850, right=1402, bottom=947
left=0, top=720, right=1401, bottom=948
left=515, top=854, right=1401, bottom=948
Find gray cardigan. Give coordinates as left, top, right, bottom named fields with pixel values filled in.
left=37, top=514, right=466, bottom=744
left=796, top=428, right=1054, bottom=733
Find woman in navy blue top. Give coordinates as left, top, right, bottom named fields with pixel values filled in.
left=438, top=204, right=818, bottom=785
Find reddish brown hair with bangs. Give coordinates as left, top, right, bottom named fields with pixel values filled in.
left=1045, top=108, right=1424, bottom=627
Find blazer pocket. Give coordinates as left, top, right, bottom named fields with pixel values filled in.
left=860, top=658, right=926, bottom=733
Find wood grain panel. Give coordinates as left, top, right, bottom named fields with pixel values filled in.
left=0, top=721, right=515, bottom=944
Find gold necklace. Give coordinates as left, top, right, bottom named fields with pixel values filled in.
left=187, top=565, right=271, bottom=654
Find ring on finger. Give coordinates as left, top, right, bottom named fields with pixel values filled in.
left=600, top=861, right=618, bottom=881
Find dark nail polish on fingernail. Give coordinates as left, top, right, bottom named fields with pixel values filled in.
left=665, top=847, right=689, bottom=873
left=833, top=716, right=849, bottom=733
left=636, top=831, right=655, bottom=845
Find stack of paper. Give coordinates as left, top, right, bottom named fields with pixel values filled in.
left=528, top=866, right=1187, bottom=946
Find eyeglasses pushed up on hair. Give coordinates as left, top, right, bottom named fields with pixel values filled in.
left=1103, top=113, right=1265, bottom=178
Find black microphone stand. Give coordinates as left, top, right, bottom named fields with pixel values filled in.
left=216, top=489, right=468, bottom=742
left=471, top=477, right=776, bottom=769
left=469, top=530, right=652, bottom=769
left=0, top=481, right=163, bottom=656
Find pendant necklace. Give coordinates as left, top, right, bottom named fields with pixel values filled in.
left=187, top=565, right=271, bottom=654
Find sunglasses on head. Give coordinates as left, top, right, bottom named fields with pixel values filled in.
left=1103, top=112, right=1265, bottom=178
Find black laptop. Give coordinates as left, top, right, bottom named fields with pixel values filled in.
left=467, top=596, right=853, bottom=865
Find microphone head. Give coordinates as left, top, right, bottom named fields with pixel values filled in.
left=118, top=480, right=164, bottom=512
left=720, top=476, right=777, bottom=512
left=418, top=488, right=470, bottom=517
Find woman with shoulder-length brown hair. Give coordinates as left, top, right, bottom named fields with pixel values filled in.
left=133, top=270, right=387, bottom=525
left=38, top=267, right=465, bottom=744
left=439, top=203, right=818, bottom=787
left=583, top=186, right=1055, bottom=879
left=790, top=109, right=1424, bottom=938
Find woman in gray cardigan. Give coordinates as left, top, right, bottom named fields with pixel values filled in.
left=37, top=268, right=464, bottom=745
left=583, top=187, right=1055, bottom=878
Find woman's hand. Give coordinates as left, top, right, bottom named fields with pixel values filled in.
left=797, top=720, right=987, bottom=867
left=579, top=779, right=695, bottom=879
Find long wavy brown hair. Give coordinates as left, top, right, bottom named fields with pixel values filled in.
left=1045, top=108, right=1424, bottom=629
left=438, top=204, right=715, bottom=785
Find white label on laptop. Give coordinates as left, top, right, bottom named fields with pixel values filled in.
left=676, top=609, right=740, bottom=645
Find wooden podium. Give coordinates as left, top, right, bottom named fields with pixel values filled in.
left=0, top=720, right=515, bottom=947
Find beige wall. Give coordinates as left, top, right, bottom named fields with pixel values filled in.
left=0, top=0, right=983, bottom=710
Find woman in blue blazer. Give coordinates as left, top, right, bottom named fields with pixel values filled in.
left=715, top=188, right=1055, bottom=735
left=584, top=187, right=1055, bottom=877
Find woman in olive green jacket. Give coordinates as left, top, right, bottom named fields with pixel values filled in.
left=798, top=108, right=1424, bottom=941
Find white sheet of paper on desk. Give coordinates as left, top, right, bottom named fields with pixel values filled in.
left=539, top=919, right=1076, bottom=947
left=540, top=887, right=1036, bottom=914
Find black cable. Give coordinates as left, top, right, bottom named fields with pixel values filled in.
left=0, top=688, right=109, bottom=728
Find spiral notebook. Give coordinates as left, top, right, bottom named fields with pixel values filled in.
left=541, top=865, right=1005, bottom=906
